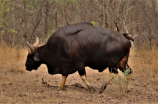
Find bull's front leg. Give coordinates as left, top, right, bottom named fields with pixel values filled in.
left=58, top=75, right=68, bottom=90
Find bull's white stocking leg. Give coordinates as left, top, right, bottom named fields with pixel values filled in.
left=58, top=75, right=67, bottom=90
left=80, top=74, right=95, bottom=93
left=99, top=73, right=116, bottom=94
left=125, top=70, right=133, bottom=92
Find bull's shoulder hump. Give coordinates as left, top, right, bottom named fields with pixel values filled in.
left=54, top=22, right=94, bottom=36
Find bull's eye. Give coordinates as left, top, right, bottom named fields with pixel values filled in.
left=33, top=56, right=40, bottom=61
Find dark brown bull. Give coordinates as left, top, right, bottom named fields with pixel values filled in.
left=25, top=22, right=133, bottom=93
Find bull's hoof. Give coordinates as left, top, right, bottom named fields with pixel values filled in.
left=99, top=90, right=103, bottom=94
left=47, top=84, right=51, bottom=87
left=99, top=85, right=107, bottom=94
left=89, top=87, right=95, bottom=93
left=99, top=89, right=104, bottom=94
left=57, top=87, right=63, bottom=91
left=125, top=89, right=130, bottom=93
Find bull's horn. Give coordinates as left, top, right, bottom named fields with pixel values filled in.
left=33, top=35, right=39, bottom=49
left=27, top=41, right=34, bottom=54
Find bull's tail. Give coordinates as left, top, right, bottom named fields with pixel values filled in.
left=123, top=33, right=134, bottom=41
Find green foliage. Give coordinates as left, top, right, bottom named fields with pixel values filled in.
left=0, top=0, right=11, bottom=13
left=94, top=0, right=99, bottom=7
left=20, top=0, right=27, bottom=3
left=57, top=14, right=60, bottom=17
left=51, top=29, right=55, bottom=33
left=28, top=1, right=34, bottom=8
left=66, top=0, right=77, bottom=3
left=0, top=0, right=18, bottom=34
left=0, top=24, right=18, bottom=34
left=58, top=25, right=62, bottom=28
left=0, top=0, right=12, bottom=26
left=56, top=0, right=77, bottom=5
left=90, top=21, right=98, bottom=26
left=123, top=66, right=131, bottom=76
left=10, top=29, right=18, bottom=34
left=5, top=8, right=10, bottom=12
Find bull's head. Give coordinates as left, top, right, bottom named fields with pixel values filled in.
left=25, top=35, right=41, bottom=71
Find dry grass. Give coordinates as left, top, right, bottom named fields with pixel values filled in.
left=132, top=49, right=158, bottom=73
left=0, top=44, right=27, bottom=73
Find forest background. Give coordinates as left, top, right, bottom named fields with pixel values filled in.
left=0, top=0, right=158, bottom=50
left=0, top=0, right=158, bottom=103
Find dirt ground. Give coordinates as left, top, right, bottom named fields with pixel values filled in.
left=0, top=50, right=158, bottom=104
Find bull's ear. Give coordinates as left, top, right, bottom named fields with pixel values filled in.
left=33, top=54, right=40, bottom=61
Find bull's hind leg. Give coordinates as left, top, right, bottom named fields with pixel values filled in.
left=58, top=75, right=68, bottom=90
left=120, top=64, right=133, bottom=93
left=118, top=51, right=133, bottom=93
left=99, top=68, right=118, bottom=94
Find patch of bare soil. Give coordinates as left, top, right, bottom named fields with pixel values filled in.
left=0, top=50, right=158, bottom=104
left=0, top=67, right=158, bottom=104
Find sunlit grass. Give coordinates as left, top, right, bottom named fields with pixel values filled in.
left=0, top=44, right=27, bottom=73
left=133, top=49, right=158, bottom=73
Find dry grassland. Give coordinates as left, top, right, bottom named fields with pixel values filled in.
left=0, top=45, right=158, bottom=104
left=0, top=45, right=26, bottom=73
